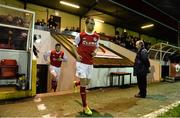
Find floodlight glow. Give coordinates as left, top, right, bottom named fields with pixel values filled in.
left=141, top=24, right=154, bottom=29
left=60, top=1, right=80, bottom=9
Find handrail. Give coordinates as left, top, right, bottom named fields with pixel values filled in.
left=148, top=42, right=180, bottom=61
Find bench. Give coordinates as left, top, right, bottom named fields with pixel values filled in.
left=109, top=72, right=131, bottom=87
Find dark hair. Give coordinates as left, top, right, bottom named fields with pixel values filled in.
left=85, top=17, right=94, bottom=24
left=140, top=42, right=144, bottom=46
left=55, top=43, right=61, bottom=47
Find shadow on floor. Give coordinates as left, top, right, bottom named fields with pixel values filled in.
left=146, top=94, right=168, bottom=101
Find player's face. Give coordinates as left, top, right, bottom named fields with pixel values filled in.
left=55, top=45, right=61, bottom=52
left=136, top=41, right=141, bottom=50
left=86, top=19, right=95, bottom=32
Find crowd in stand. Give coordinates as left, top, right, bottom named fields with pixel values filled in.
left=35, top=16, right=58, bottom=31
left=35, top=17, right=80, bottom=33
left=35, top=19, right=47, bottom=27
left=112, top=31, right=151, bottom=51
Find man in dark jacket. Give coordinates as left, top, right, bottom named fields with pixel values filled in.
left=134, top=40, right=150, bottom=98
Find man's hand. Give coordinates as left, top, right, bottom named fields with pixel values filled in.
left=91, top=51, right=96, bottom=57
left=57, top=57, right=63, bottom=61
left=76, top=55, right=82, bottom=62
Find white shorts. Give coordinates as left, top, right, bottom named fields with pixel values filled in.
left=76, top=62, right=93, bottom=79
left=49, top=65, right=61, bottom=80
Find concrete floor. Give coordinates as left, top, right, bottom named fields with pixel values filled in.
left=0, top=81, right=180, bottom=117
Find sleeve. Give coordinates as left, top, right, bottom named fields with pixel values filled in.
left=43, top=50, right=51, bottom=61
left=73, top=33, right=81, bottom=47
left=141, top=49, right=150, bottom=67
left=96, top=37, right=100, bottom=48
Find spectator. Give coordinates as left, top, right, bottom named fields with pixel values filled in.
left=47, top=15, right=56, bottom=29
left=70, top=26, right=75, bottom=31
left=35, top=19, right=41, bottom=26
left=134, top=40, right=150, bottom=98
left=41, top=19, right=46, bottom=26
left=64, top=27, right=69, bottom=31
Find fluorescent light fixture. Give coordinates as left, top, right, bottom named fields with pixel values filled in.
left=60, top=1, right=80, bottom=9
left=94, top=19, right=104, bottom=23
left=141, top=24, right=154, bottom=29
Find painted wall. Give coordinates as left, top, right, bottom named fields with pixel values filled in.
left=90, top=67, right=135, bottom=88
left=94, top=22, right=115, bottom=36
left=0, top=0, right=23, bottom=8
left=0, top=1, right=24, bottom=16
left=27, top=4, right=47, bottom=23
left=81, top=18, right=115, bottom=36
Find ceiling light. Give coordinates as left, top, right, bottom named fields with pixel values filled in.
left=94, top=19, right=104, bottom=23
left=141, top=24, right=154, bottom=29
left=60, top=1, right=80, bottom=9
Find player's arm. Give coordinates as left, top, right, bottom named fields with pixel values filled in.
left=61, top=53, right=68, bottom=62
left=91, top=37, right=105, bottom=57
left=72, top=33, right=82, bottom=62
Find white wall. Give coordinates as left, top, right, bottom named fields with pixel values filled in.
left=90, top=67, right=135, bottom=88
